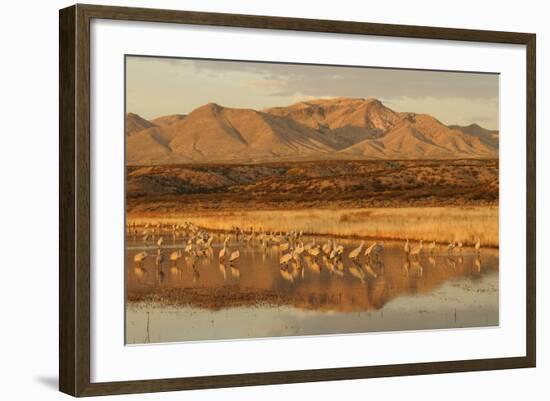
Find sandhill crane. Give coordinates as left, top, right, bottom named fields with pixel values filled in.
left=294, top=242, right=305, bottom=256
left=323, top=255, right=335, bottom=271
left=196, top=235, right=205, bottom=246
left=364, top=242, right=378, bottom=258
left=157, top=236, right=164, bottom=248
left=269, top=233, right=280, bottom=245
left=291, top=248, right=302, bottom=267
left=280, top=253, right=293, bottom=267
left=348, top=240, right=365, bottom=261
left=229, top=250, right=240, bottom=264
left=234, top=226, right=242, bottom=242
left=404, top=239, right=411, bottom=255
left=447, top=241, right=456, bottom=255
left=324, top=256, right=343, bottom=277
left=169, top=250, right=182, bottom=267
left=204, top=245, right=214, bottom=260
left=410, top=240, right=423, bottom=259
left=258, top=233, right=267, bottom=248
left=155, top=248, right=164, bottom=267
left=205, top=236, right=213, bottom=248
left=304, top=239, right=316, bottom=251
left=322, top=240, right=332, bottom=256
left=371, top=242, right=384, bottom=260
left=475, top=237, right=481, bottom=254
left=330, top=241, right=344, bottom=260
left=307, top=246, right=321, bottom=258
left=134, top=251, right=148, bottom=266
left=349, top=265, right=365, bottom=283
left=194, top=242, right=207, bottom=258
left=244, top=231, right=254, bottom=243
left=219, top=237, right=229, bottom=262
left=457, top=241, right=463, bottom=253
left=279, top=242, right=290, bottom=252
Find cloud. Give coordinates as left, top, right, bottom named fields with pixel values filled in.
left=180, top=57, right=498, bottom=100
left=288, top=93, right=338, bottom=104
left=126, top=55, right=499, bottom=128
left=245, top=76, right=289, bottom=94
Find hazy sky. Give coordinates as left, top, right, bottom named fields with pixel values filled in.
left=126, top=56, right=499, bottom=129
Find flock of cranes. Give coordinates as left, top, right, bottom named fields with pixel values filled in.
left=275, top=238, right=387, bottom=283
left=403, top=237, right=481, bottom=259
left=129, top=221, right=483, bottom=285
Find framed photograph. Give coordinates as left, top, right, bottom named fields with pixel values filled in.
left=59, top=4, right=536, bottom=397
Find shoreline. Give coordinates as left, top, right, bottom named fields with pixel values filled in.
left=127, top=205, right=499, bottom=248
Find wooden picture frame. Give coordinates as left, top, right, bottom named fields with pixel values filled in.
left=59, top=3, right=536, bottom=397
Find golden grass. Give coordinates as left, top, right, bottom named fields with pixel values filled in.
left=129, top=206, right=498, bottom=247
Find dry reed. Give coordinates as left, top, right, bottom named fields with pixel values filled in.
left=129, top=206, right=498, bottom=247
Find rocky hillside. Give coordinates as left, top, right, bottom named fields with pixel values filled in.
left=126, top=98, right=499, bottom=164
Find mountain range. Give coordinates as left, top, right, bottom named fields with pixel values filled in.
left=126, top=97, right=498, bottom=164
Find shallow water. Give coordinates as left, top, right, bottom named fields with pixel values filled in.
left=126, top=232, right=498, bottom=344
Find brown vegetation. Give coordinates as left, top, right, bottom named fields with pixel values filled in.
left=126, top=159, right=498, bottom=214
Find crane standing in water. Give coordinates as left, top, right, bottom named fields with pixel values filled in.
left=131, top=221, right=486, bottom=293
left=410, top=240, right=423, bottom=260
left=169, top=250, right=182, bottom=267
left=475, top=237, right=481, bottom=254
left=155, top=248, right=164, bottom=268
left=447, top=241, right=456, bottom=256
left=348, top=240, right=365, bottom=262
left=218, top=236, right=230, bottom=262
left=133, top=251, right=148, bottom=268
left=229, top=250, right=240, bottom=264
left=365, top=241, right=384, bottom=261
left=428, top=241, right=436, bottom=255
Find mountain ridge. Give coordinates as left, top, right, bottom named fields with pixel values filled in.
left=126, top=98, right=499, bottom=164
